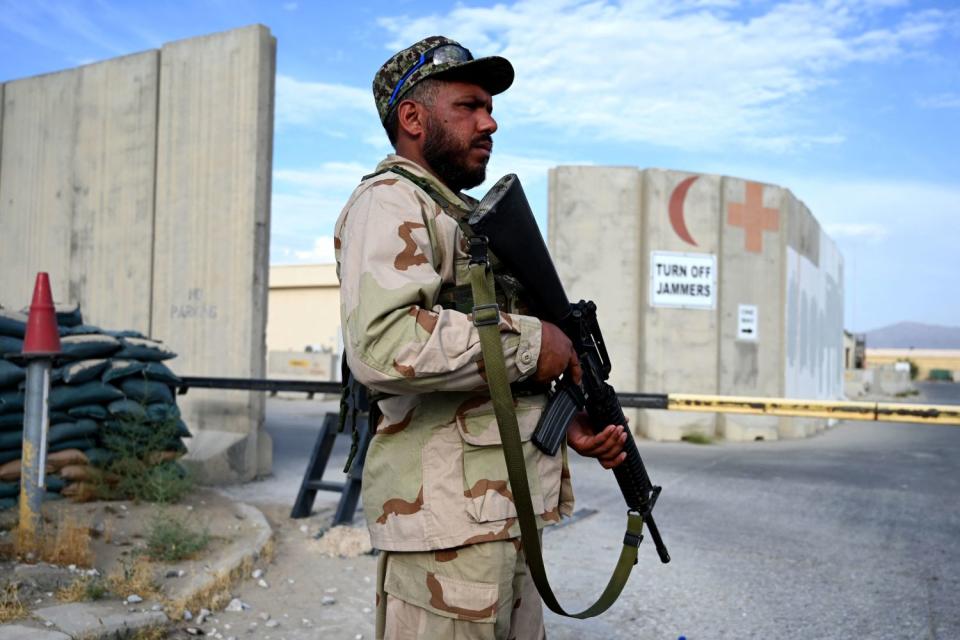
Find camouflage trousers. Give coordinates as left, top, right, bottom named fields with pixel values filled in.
left=376, top=537, right=545, bottom=639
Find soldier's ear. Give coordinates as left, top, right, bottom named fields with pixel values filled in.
left=396, top=100, right=426, bottom=139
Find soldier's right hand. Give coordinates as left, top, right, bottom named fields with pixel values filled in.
left=532, top=322, right=582, bottom=385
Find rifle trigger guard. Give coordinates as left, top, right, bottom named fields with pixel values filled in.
left=472, top=303, right=501, bottom=327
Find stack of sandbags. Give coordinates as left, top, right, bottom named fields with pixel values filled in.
left=0, top=304, right=190, bottom=508
left=1, top=307, right=33, bottom=510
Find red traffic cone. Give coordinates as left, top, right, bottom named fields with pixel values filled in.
left=22, top=272, right=62, bottom=357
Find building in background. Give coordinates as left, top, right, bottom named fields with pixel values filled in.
left=267, top=264, right=341, bottom=383
left=866, top=349, right=960, bottom=382
left=549, top=167, right=844, bottom=441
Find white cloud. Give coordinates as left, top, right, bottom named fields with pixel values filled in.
left=274, top=74, right=376, bottom=128
left=283, top=2, right=299, bottom=11
left=917, top=93, right=960, bottom=109
left=377, top=0, right=956, bottom=152
left=270, top=162, right=372, bottom=265
left=275, top=162, right=369, bottom=192
left=292, top=236, right=337, bottom=264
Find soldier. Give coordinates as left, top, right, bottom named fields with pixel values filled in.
left=335, top=36, right=628, bottom=639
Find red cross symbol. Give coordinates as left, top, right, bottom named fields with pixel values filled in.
left=727, top=181, right=779, bottom=253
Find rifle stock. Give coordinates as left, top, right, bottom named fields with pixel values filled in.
left=470, top=174, right=670, bottom=564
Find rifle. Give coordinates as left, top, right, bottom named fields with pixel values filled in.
left=469, top=174, right=670, bottom=565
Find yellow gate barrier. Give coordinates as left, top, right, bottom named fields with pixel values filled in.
left=663, top=394, right=960, bottom=425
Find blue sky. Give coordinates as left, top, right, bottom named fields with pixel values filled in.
left=1, top=0, right=957, bottom=332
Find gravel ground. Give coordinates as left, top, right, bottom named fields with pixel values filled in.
left=211, top=382, right=960, bottom=640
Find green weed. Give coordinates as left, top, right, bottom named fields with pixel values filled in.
left=681, top=433, right=714, bottom=445
left=145, top=515, right=209, bottom=563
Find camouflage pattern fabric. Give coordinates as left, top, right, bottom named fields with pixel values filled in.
left=335, top=155, right=574, bottom=552
left=377, top=538, right=545, bottom=640
left=372, top=36, right=514, bottom=124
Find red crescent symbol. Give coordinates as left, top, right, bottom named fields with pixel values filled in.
left=668, top=176, right=699, bottom=246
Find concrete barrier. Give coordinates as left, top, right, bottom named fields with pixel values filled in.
left=549, top=167, right=844, bottom=441
left=152, top=26, right=276, bottom=484
left=0, top=51, right=159, bottom=334
left=0, top=25, right=277, bottom=483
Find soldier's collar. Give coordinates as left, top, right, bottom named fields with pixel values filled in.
left=377, top=155, right=475, bottom=219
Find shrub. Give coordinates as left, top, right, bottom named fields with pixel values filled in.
left=145, top=515, right=209, bottom=563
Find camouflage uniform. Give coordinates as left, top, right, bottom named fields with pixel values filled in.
left=335, top=154, right=574, bottom=638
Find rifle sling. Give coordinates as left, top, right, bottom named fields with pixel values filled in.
left=467, top=259, right=643, bottom=618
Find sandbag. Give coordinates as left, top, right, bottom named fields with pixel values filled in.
left=83, top=448, right=116, bottom=468
left=0, top=391, right=24, bottom=415
left=0, top=335, right=23, bottom=357
left=113, top=336, right=176, bottom=362
left=0, top=361, right=25, bottom=387
left=101, top=359, right=147, bottom=383
left=58, top=324, right=102, bottom=336
left=49, top=420, right=99, bottom=445
left=146, top=403, right=181, bottom=422
left=0, top=429, right=21, bottom=450
left=104, top=329, right=147, bottom=339
left=0, top=309, right=28, bottom=338
left=50, top=411, right=72, bottom=424
left=59, top=464, right=93, bottom=482
left=67, top=404, right=109, bottom=420
left=0, top=413, right=23, bottom=430
left=59, top=334, right=121, bottom=361
left=119, top=378, right=174, bottom=405
left=60, top=359, right=110, bottom=384
left=49, top=381, right=124, bottom=410
left=142, top=362, right=181, bottom=384
left=50, top=437, right=97, bottom=453
left=0, top=458, right=21, bottom=481
left=54, top=303, right=83, bottom=328
left=0, top=458, right=54, bottom=482
left=107, top=399, right=147, bottom=421
left=47, top=449, right=89, bottom=469
left=61, top=481, right=97, bottom=502
left=174, top=418, right=192, bottom=438
left=45, top=475, right=65, bottom=492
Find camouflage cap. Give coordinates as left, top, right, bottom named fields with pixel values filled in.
left=373, top=36, right=514, bottom=125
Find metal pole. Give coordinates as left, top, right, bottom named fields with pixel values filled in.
left=18, top=359, right=51, bottom=552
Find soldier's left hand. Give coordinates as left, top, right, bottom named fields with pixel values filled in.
left=566, top=412, right=627, bottom=469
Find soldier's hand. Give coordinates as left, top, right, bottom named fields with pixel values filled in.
left=532, top=321, right=581, bottom=385
left=566, top=412, right=627, bottom=469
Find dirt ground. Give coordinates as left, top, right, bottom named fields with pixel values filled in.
left=173, top=500, right=379, bottom=640
left=0, top=488, right=271, bottom=628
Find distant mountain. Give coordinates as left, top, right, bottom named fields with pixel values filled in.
left=865, top=322, right=960, bottom=349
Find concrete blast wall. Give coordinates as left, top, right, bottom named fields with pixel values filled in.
left=549, top=167, right=844, bottom=441
left=0, top=26, right=276, bottom=482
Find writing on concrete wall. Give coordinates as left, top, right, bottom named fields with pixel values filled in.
left=649, top=251, right=716, bottom=310
left=170, top=287, right=218, bottom=320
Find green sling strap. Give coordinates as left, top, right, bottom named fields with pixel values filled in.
left=467, top=256, right=645, bottom=619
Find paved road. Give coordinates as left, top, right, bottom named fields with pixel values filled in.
left=242, top=382, right=959, bottom=639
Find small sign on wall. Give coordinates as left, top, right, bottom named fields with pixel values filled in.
left=650, top=251, right=716, bottom=309
left=737, top=304, right=758, bottom=341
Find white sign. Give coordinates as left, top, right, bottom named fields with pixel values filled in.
left=649, top=251, right=716, bottom=309
left=737, top=304, right=758, bottom=341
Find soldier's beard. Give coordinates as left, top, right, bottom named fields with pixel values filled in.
left=422, top=117, right=490, bottom=192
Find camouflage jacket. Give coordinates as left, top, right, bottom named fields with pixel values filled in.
left=335, top=155, right=575, bottom=551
